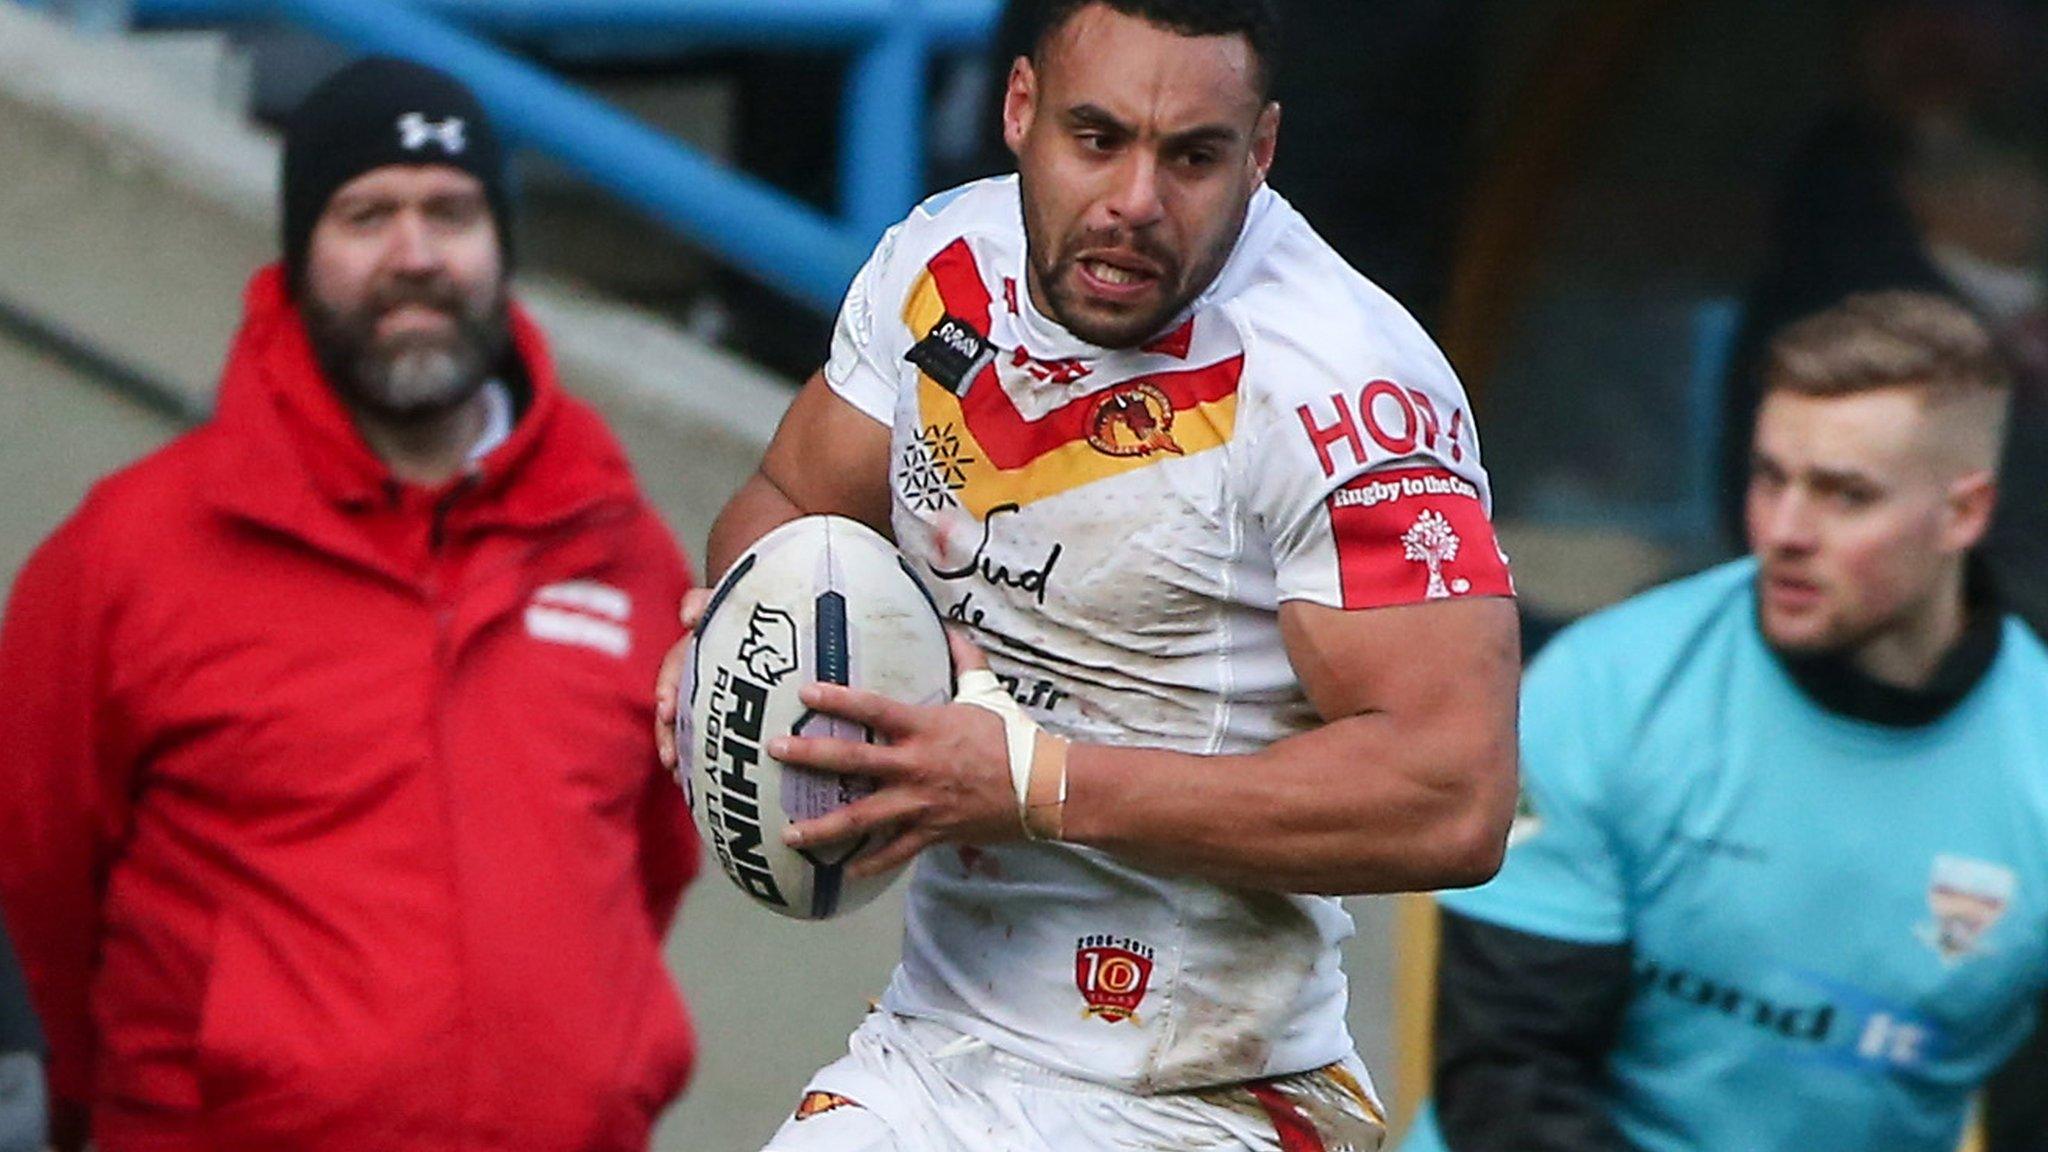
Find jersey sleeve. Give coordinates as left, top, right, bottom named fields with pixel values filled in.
left=1439, top=632, right=1631, bottom=945
left=1234, top=297, right=1514, bottom=611
left=823, top=219, right=917, bottom=428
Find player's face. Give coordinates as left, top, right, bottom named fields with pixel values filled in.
left=1747, top=388, right=1990, bottom=659
left=302, top=164, right=508, bottom=419
left=1003, top=5, right=1278, bottom=349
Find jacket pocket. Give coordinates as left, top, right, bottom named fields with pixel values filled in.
left=193, top=911, right=280, bottom=1112
left=605, top=955, right=695, bottom=1149
left=191, top=910, right=350, bottom=1121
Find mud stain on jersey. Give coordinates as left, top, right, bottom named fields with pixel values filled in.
left=1142, top=891, right=1323, bottom=1090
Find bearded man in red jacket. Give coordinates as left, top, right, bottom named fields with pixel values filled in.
left=0, top=57, right=699, bottom=1151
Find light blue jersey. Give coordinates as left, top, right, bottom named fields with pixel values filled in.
left=1402, top=560, right=2048, bottom=1152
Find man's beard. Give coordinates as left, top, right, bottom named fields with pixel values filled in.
left=1021, top=178, right=1245, bottom=349
left=305, top=277, right=510, bottom=420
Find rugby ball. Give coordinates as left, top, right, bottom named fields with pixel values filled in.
left=678, top=515, right=953, bottom=920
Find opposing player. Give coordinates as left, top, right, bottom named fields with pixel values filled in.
left=658, top=2, right=1520, bottom=1148
left=1400, top=291, right=2048, bottom=1152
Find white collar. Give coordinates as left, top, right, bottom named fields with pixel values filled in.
left=466, top=379, right=514, bottom=464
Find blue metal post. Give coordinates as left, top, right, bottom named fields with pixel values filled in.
left=118, top=0, right=1003, bottom=310
left=257, top=0, right=871, bottom=309
left=840, top=0, right=927, bottom=244
left=1687, top=297, right=1742, bottom=539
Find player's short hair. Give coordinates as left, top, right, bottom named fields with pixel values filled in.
left=1764, top=290, right=2012, bottom=467
left=1765, top=291, right=2010, bottom=401
left=1030, top=0, right=1282, bottom=100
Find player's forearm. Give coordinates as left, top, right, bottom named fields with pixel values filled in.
left=1060, top=711, right=1516, bottom=895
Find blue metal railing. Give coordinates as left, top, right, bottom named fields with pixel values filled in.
left=136, top=0, right=996, bottom=45
left=27, top=0, right=1001, bottom=312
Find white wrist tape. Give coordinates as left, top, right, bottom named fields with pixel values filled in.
left=953, top=668, right=1038, bottom=821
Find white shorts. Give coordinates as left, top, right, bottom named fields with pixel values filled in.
left=760, top=1012, right=1386, bottom=1152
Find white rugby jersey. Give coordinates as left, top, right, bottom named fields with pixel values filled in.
left=825, top=176, right=1513, bottom=1094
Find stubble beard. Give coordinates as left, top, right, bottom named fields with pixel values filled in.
left=1033, top=244, right=1182, bottom=349
left=1756, top=579, right=1903, bottom=665
left=1019, top=178, right=1246, bottom=351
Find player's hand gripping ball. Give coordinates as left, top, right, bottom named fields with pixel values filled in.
left=678, top=516, right=953, bottom=919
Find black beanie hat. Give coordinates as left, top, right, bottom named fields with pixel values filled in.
left=281, top=56, right=512, bottom=294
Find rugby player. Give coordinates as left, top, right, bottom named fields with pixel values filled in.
left=658, top=2, right=1521, bottom=1148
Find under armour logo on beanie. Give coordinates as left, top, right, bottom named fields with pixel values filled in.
left=280, top=56, right=512, bottom=295
left=397, top=112, right=467, bottom=155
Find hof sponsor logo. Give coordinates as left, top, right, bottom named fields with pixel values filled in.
left=1085, top=381, right=1181, bottom=458
left=1296, top=379, right=1469, bottom=477
left=1916, top=854, right=2015, bottom=965
left=701, top=666, right=787, bottom=908
left=738, top=605, right=799, bottom=686
left=1076, top=934, right=1155, bottom=1023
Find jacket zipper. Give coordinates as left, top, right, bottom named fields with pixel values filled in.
left=429, top=474, right=480, bottom=553
left=427, top=473, right=476, bottom=1150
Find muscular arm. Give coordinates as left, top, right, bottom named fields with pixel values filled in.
left=787, top=592, right=1521, bottom=897
left=655, top=370, right=891, bottom=770
left=1060, top=596, right=1521, bottom=894
left=705, top=370, right=894, bottom=579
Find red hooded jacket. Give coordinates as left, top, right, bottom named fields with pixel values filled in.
left=0, top=267, right=698, bottom=1151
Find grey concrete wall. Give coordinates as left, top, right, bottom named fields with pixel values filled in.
left=0, top=333, right=180, bottom=579
left=0, top=3, right=788, bottom=554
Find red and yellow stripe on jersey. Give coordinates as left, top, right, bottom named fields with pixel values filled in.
left=902, top=239, right=1243, bottom=518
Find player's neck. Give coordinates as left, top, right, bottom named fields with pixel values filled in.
left=353, top=389, right=491, bottom=488
left=1849, top=562, right=1972, bottom=691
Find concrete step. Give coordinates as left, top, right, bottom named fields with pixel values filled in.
left=125, top=28, right=254, bottom=116
left=0, top=329, right=180, bottom=590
